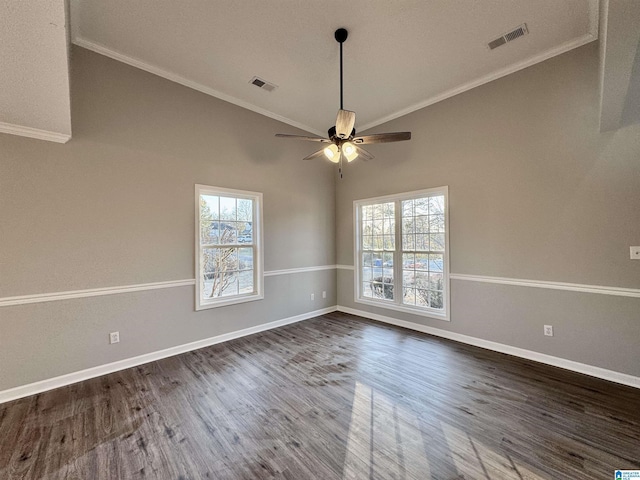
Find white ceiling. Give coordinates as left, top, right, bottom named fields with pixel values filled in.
left=0, top=0, right=71, bottom=143
left=70, top=0, right=598, bottom=137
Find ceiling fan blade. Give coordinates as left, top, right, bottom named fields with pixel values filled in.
left=355, top=146, right=374, bottom=161
left=335, top=110, right=356, bottom=139
left=275, top=134, right=330, bottom=143
left=352, top=132, right=411, bottom=144
left=302, top=149, right=326, bottom=161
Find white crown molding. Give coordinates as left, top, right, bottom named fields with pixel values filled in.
left=0, top=121, right=71, bottom=144
left=0, top=306, right=338, bottom=404
left=0, top=265, right=339, bottom=307
left=357, top=33, right=598, bottom=133
left=450, top=273, right=640, bottom=298
left=337, top=306, right=640, bottom=389
left=71, top=36, right=325, bottom=137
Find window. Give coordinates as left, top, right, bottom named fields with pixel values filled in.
left=354, top=187, right=449, bottom=320
left=195, top=185, right=263, bottom=310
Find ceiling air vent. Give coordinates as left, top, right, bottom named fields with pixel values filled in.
left=488, top=23, right=529, bottom=50
left=249, top=76, right=277, bottom=92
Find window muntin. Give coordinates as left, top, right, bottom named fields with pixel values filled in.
left=196, top=185, right=263, bottom=310
left=355, top=187, right=449, bottom=320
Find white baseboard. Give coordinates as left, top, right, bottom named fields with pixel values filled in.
left=337, top=306, right=640, bottom=389
left=0, top=306, right=337, bottom=404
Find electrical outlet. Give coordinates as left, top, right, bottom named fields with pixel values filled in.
left=109, top=332, right=120, bottom=344
left=631, top=246, right=640, bottom=260
left=544, top=325, right=553, bottom=337
left=322, top=291, right=327, bottom=299
left=310, top=293, right=315, bottom=301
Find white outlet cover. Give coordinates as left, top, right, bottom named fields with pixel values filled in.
left=310, top=293, right=315, bottom=301
left=109, top=332, right=120, bottom=344
left=544, top=325, right=553, bottom=336
left=630, top=246, right=640, bottom=259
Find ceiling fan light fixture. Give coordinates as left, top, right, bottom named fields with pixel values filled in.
left=343, top=142, right=358, bottom=162
left=275, top=27, right=411, bottom=173
left=324, top=144, right=340, bottom=163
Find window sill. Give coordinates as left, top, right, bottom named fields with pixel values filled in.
left=355, top=297, right=450, bottom=321
left=196, top=293, right=264, bottom=311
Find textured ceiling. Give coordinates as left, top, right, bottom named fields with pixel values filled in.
left=70, top=0, right=597, bottom=136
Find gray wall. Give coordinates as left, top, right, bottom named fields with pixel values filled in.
left=0, top=47, right=337, bottom=391
left=2, top=41, right=639, bottom=393
left=336, top=43, right=640, bottom=376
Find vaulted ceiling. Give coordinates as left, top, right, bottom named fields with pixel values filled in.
left=5, top=1, right=640, bottom=144
left=70, top=0, right=598, bottom=136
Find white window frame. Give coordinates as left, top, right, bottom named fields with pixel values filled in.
left=354, top=186, right=450, bottom=321
left=195, top=184, right=264, bottom=311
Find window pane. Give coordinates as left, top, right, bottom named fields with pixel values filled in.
left=363, top=282, right=373, bottom=298
left=202, top=247, right=239, bottom=299
left=414, top=215, right=429, bottom=234
left=403, top=287, right=416, bottom=305
left=362, top=205, right=372, bottom=221
left=362, top=252, right=373, bottom=267
left=415, top=253, right=429, bottom=269
left=429, top=196, right=445, bottom=215
left=201, top=195, right=219, bottom=220
left=371, top=276, right=393, bottom=300
left=382, top=252, right=393, bottom=267
left=238, top=270, right=254, bottom=294
left=412, top=271, right=429, bottom=290
left=384, top=235, right=395, bottom=250
left=402, top=233, right=413, bottom=250
left=429, top=254, right=444, bottom=272
left=220, top=275, right=239, bottom=297
left=237, top=199, right=253, bottom=222
left=430, top=233, right=445, bottom=251
left=239, top=248, right=253, bottom=270
left=431, top=214, right=445, bottom=233
left=429, top=273, right=444, bottom=291
left=415, top=290, right=430, bottom=307
left=362, top=267, right=374, bottom=282
left=200, top=196, right=219, bottom=243
left=429, top=291, right=444, bottom=309
left=403, top=253, right=415, bottom=268
left=415, top=197, right=429, bottom=215
left=220, top=196, right=236, bottom=220
left=402, top=199, right=414, bottom=217
left=238, top=224, right=252, bottom=244
left=415, top=234, right=429, bottom=250
left=372, top=233, right=384, bottom=250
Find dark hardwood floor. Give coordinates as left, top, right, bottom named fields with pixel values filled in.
left=1, top=312, right=639, bottom=479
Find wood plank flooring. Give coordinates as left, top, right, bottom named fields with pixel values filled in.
left=1, top=312, right=639, bottom=479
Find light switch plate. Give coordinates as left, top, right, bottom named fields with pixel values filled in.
left=631, top=246, right=640, bottom=259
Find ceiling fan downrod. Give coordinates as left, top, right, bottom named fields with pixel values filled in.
left=335, top=28, right=348, bottom=111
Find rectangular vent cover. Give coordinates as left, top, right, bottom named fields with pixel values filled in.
left=249, top=76, right=277, bottom=92
left=488, top=23, right=529, bottom=50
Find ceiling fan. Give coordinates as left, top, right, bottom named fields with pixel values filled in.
left=276, top=28, right=411, bottom=176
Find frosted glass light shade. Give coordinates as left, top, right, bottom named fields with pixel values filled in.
left=323, top=144, right=340, bottom=163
